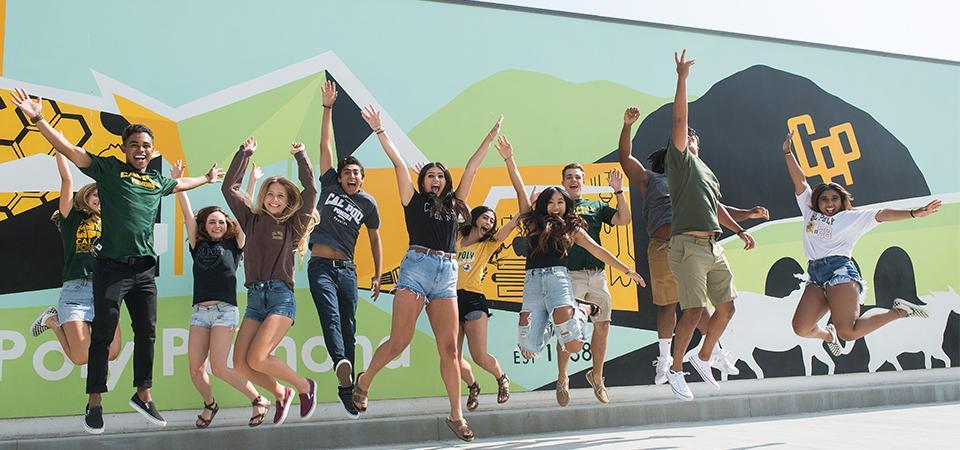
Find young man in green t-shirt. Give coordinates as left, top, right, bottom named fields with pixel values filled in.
left=11, top=88, right=220, bottom=434
left=555, top=163, right=631, bottom=405
left=662, top=52, right=757, bottom=401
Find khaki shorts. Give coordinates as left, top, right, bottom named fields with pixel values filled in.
left=667, top=234, right=737, bottom=310
left=569, top=269, right=612, bottom=322
left=648, top=238, right=679, bottom=306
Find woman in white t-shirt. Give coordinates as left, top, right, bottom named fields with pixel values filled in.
left=780, top=131, right=941, bottom=356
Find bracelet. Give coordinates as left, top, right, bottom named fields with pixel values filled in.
left=30, top=112, right=46, bottom=125
left=374, top=128, right=385, bottom=135
left=783, top=152, right=791, bottom=156
left=322, top=104, right=332, bottom=109
left=614, top=190, right=624, bottom=195
left=910, top=209, right=916, bottom=218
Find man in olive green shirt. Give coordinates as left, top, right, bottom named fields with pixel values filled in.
left=11, top=88, right=219, bottom=434
left=556, top=163, right=631, bottom=406
left=662, top=52, right=757, bottom=402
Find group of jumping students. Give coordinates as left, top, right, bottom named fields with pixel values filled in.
left=13, top=50, right=940, bottom=442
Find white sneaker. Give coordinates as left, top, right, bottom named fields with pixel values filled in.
left=710, top=350, right=740, bottom=376
left=825, top=323, right=842, bottom=357
left=30, top=306, right=58, bottom=337
left=893, top=299, right=929, bottom=318
left=653, top=356, right=672, bottom=385
left=666, top=370, right=694, bottom=401
left=689, top=355, right=720, bottom=390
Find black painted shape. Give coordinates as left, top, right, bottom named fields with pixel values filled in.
left=766, top=257, right=805, bottom=298
left=99, top=112, right=130, bottom=136
left=0, top=200, right=62, bottom=294
left=944, top=313, right=960, bottom=368
left=325, top=73, right=372, bottom=161
left=874, top=246, right=923, bottom=308
left=0, top=97, right=6, bottom=109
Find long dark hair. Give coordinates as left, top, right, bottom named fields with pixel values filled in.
left=195, top=206, right=240, bottom=242
left=417, top=162, right=469, bottom=222
left=459, top=205, right=497, bottom=241
left=519, top=186, right=585, bottom=257
left=811, top=182, right=855, bottom=214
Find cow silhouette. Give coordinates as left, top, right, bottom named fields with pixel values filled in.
left=862, top=289, right=960, bottom=371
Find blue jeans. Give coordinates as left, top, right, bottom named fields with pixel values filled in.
left=395, top=246, right=458, bottom=303
left=307, top=257, right=359, bottom=369
left=518, top=266, right=588, bottom=355
left=245, top=280, right=296, bottom=322
left=807, top=255, right=864, bottom=294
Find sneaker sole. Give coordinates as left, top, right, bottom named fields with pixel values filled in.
left=128, top=400, right=167, bottom=427
left=335, top=361, right=353, bottom=387
left=668, top=383, right=694, bottom=401
left=82, top=422, right=104, bottom=435
left=691, top=359, right=720, bottom=390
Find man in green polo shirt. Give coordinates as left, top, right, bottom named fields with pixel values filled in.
left=555, top=163, right=631, bottom=406
left=11, top=88, right=220, bottom=434
left=662, top=52, right=757, bottom=402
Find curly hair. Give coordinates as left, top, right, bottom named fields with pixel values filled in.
left=518, top=186, right=585, bottom=257
left=418, top=162, right=469, bottom=223
left=194, top=206, right=240, bottom=242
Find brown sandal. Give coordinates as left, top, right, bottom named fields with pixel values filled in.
left=195, top=399, right=219, bottom=429
left=248, top=395, right=270, bottom=427
left=466, top=382, right=480, bottom=411
left=496, top=373, right=510, bottom=404
left=445, top=417, right=475, bottom=442
left=352, top=372, right=369, bottom=413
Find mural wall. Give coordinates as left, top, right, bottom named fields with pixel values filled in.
left=0, top=0, right=957, bottom=418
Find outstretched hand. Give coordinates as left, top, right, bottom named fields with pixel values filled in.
left=251, top=163, right=263, bottom=181
left=291, top=142, right=306, bottom=155
left=607, top=169, right=624, bottom=192
left=528, top=186, right=541, bottom=205
left=412, top=161, right=425, bottom=175
left=206, top=163, right=224, bottom=183
left=496, top=135, right=513, bottom=160
left=10, top=88, right=44, bottom=119
left=675, top=49, right=695, bottom=79
left=361, top=105, right=383, bottom=131
left=171, top=160, right=185, bottom=179
left=748, top=206, right=770, bottom=220
left=624, top=107, right=641, bottom=125
left=912, top=199, right=942, bottom=218
left=487, top=115, right=504, bottom=141
left=242, top=136, right=258, bottom=153
left=783, top=130, right=794, bottom=154
left=321, top=80, right=337, bottom=107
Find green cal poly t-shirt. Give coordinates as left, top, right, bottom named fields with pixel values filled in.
left=664, top=141, right=721, bottom=236
left=567, top=198, right=616, bottom=271
left=79, top=154, right=177, bottom=260
left=57, top=208, right=101, bottom=281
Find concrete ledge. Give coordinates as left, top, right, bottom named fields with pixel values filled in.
left=2, top=368, right=958, bottom=450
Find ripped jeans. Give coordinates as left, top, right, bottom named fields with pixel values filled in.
left=518, top=266, right=588, bottom=355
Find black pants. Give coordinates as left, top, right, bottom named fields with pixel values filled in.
left=86, top=257, right=158, bottom=394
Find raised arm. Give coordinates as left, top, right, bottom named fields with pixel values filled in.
left=456, top=115, right=502, bottom=202
left=781, top=131, right=809, bottom=195
left=361, top=105, right=415, bottom=205
left=367, top=227, right=383, bottom=301
left=671, top=50, right=695, bottom=152
left=319, top=80, right=338, bottom=174
left=496, top=135, right=530, bottom=214
left=718, top=204, right=756, bottom=250
left=720, top=203, right=769, bottom=222
left=291, top=143, right=318, bottom=211
left=573, top=229, right=646, bottom=286
left=618, top=107, right=650, bottom=191
left=245, top=163, right=262, bottom=201
left=55, top=152, right=75, bottom=217
left=171, top=161, right=199, bottom=248
left=222, top=137, right=257, bottom=225
left=608, top=169, right=631, bottom=226
left=173, top=163, right=221, bottom=193
left=11, top=88, right=91, bottom=168
left=876, top=200, right=942, bottom=223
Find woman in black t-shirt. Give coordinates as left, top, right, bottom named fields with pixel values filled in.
left=351, top=106, right=501, bottom=442
left=30, top=152, right=122, bottom=365
left=174, top=172, right=268, bottom=429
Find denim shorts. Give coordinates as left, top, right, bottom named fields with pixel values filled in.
left=807, top=255, right=865, bottom=299
left=518, top=266, right=588, bottom=355
left=58, top=278, right=94, bottom=325
left=245, top=280, right=297, bottom=322
left=190, top=302, right=240, bottom=329
left=395, top=246, right=458, bottom=303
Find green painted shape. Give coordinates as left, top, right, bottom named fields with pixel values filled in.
left=408, top=70, right=673, bottom=166
left=722, top=201, right=960, bottom=306
left=176, top=73, right=326, bottom=173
